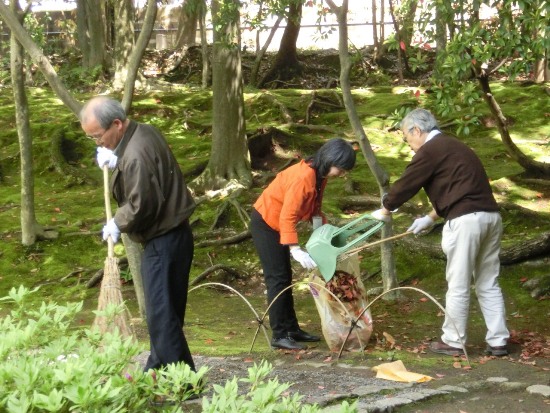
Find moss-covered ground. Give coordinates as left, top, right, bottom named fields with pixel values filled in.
left=0, top=82, right=549, bottom=369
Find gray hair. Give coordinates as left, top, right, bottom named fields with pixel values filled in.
left=79, top=97, right=127, bottom=129
left=400, top=108, right=438, bottom=133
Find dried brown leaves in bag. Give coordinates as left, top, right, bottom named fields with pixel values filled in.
left=325, top=270, right=362, bottom=302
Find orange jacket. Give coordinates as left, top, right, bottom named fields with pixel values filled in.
left=254, top=160, right=326, bottom=245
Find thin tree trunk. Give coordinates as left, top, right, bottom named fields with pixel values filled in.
left=121, top=233, right=146, bottom=318
left=475, top=68, right=550, bottom=176
left=250, top=14, right=283, bottom=87
left=10, top=0, right=44, bottom=246
left=113, top=0, right=135, bottom=91
left=121, top=0, right=157, bottom=113
left=371, top=0, right=378, bottom=52
left=198, top=0, right=209, bottom=89
left=326, top=0, right=399, bottom=298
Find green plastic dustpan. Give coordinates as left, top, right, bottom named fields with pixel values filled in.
left=306, top=213, right=384, bottom=282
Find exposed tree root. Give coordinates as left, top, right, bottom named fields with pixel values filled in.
left=86, top=257, right=129, bottom=288
left=195, top=229, right=251, bottom=248
left=190, top=264, right=243, bottom=286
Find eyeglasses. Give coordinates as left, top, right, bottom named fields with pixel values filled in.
left=86, top=121, right=114, bottom=141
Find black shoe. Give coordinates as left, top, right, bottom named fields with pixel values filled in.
left=271, top=336, right=306, bottom=350
left=288, top=328, right=321, bottom=342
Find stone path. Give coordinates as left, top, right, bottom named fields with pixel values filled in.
left=189, top=355, right=550, bottom=412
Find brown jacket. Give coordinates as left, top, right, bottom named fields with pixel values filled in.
left=111, top=121, right=195, bottom=243
left=254, top=160, right=326, bottom=245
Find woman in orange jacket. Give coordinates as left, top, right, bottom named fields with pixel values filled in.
left=250, top=138, right=356, bottom=350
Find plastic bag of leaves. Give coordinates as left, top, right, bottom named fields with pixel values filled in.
left=309, top=253, right=373, bottom=352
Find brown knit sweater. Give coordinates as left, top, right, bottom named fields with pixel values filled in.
left=383, top=133, right=498, bottom=220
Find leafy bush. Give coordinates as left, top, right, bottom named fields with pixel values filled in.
left=0, top=285, right=206, bottom=412
left=0, top=286, right=358, bottom=412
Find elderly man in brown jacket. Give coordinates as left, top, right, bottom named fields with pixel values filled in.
left=80, top=97, right=197, bottom=372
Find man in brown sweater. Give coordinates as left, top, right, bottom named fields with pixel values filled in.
left=372, top=108, right=509, bottom=357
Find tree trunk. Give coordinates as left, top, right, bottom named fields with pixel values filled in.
left=371, top=0, right=379, bottom=51
left=0, top=2, right=82, bottom=115
left=400, top=231, right=550, bottom=266
left=112, top=0, right=135, bottom=91
left=121, top=0, right=157, bottom=113
left=174, top=0, right=198, bottom=48
left=326, top=0, right=399, bottom=299
left=475, top=69, right=550, bottom=177
left=434, top=2, right=447, bottom=51
left=198, top=0, right=209, bottom=89
left=76, top=0, right=106, bottom=70
left=250, top=14, right=283, bottom=87
left=10, top=0, right=44, bottom=246
left=257, top=1, right=302, bottom=88
left=194, top=0, right=251, bottom=191
left=121, top=233, right=146, bottom=318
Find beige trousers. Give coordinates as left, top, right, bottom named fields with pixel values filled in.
left=441, top=211, right=509, bottom=349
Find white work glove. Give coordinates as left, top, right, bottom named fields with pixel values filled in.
left=290, top=247, right=317, bottom=270
left=96, top=147, right=118, bottom=170
left=371, top=209, right=391, bottom=223
left=102, top=218, right=121, bottom=243
left=407, top=215, right=434, bottom=234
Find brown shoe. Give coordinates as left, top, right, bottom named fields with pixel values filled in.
left=485, top=345, right=508, bottom=357
left=429, top=341, right=464, bottom=356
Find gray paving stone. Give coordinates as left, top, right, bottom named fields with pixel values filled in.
left=501, top=381, right=526, bottom=391
left=437, top=384, right=468, bottom=393
left=361, top=396, right=415, bottom=411
left=526, top=384, right=550, bottom=397
left=487, top=376, right=509, bottom=383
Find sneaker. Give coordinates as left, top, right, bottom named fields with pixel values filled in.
left=271, top=336, right=306, bottom=350
left=429, top=341, right=464, bottom=356
left=485, top=345, right=508, bottom=357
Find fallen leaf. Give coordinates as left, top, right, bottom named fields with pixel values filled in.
left=453, top=361, right=462, bottom=369
left=383, top=331, right=396, bottom=348
left=323, top=356, right=333, bottom=363
left=419, top=297, right=428, bottom=302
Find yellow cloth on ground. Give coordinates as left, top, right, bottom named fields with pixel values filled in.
left=372, top=360, right=433, bottom=383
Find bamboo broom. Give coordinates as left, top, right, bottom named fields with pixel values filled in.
left=93, top=165, right=133, bottom=338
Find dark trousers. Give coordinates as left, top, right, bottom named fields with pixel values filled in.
left=141, top=221, right=195, bottom=371
left=250, top=209, right=299, bottom=339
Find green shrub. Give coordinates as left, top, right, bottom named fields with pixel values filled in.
left=0, top=286, right=357, bottom=412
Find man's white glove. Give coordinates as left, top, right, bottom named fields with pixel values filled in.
left=290, top=247, right=317, bottom=270
left=407, top=215, right=434, bottom=234
left=97, top=147, right=118, bottom=169
left=102, top=218, right=121, bottom=243
left=371, top=209, right=391, bottom=223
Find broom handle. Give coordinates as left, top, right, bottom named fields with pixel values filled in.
left=103, top=165, right=115, bottom=259
left=343, top=231, right=412, bottom=256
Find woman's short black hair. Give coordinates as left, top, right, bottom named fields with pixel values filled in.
left=309, top=138, right=356, bottom=178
